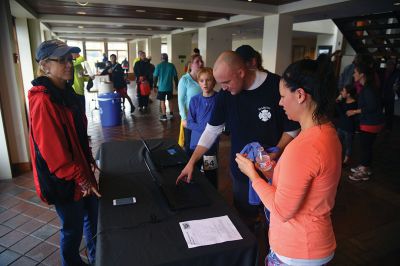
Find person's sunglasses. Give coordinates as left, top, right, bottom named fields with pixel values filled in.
left=47, top=56, right=73, bottom=64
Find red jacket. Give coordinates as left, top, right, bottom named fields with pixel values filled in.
left=29, top=77, right=96, bottom=204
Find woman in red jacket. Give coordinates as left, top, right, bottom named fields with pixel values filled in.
left=29, top=40, right=101, bottom=266
left=236, top=58, right=342, bottom=266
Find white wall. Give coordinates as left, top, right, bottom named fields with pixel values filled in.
left=293, top=19, right=335, bottom=34
left=27, top=19, right=42, bottom=77
left=316, top=34, right=335, bottom=49
left=0, top=0, right=30, bottom=179
left=148, top=37, right=161, bottom=64
left=15, top=18, right=34, bottom=113
left=205, top=27, right=232, bottom=68
left=0, top=107, right=12, bottom=179
left=198, top=28, right=207, bottom=64
left=315, top=24, right=343, bottom=57
left=232, top=38, right=263, bottom=52
left=170, top=33, right=192, bottom=78
left=137, top=39, right=147, bottom=55
left=262, top=14, right=293, bottom=75
left=128, top=41, right=136, bottom=72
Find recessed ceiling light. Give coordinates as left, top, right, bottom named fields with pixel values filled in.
left=136, top=9, right=146, bottom=12
left=176, top=17, right=184, bottom=20
left=248, top=0, right=253, bottom=2
left=78, top=25, right=84, bottom=29
left=77, top=11, right=86, bottom=15
left=76, top=1, right=89, bottom=6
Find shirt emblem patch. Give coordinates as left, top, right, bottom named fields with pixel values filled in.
left=258, top=107, right=271, bottom=122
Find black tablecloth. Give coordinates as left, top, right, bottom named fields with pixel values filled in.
left=96, top=139, right=258, bottom=266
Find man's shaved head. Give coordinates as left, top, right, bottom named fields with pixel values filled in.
left=213, top=51, right=247, bottom=95
left=214, top=51, right=245, bottom=73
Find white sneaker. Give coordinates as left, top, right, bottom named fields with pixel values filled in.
left=350, top=166, right=372, bottom=176
left=349, top=171, right=370, bottom=181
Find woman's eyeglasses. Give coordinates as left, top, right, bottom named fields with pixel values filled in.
left=47, top=56, right=73, bottom=64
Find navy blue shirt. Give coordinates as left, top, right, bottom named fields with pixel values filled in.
left=209, top=71, right=299, bottom=182
left=336, top=100, right=358, bottom=133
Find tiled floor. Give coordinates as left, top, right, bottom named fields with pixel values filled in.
left=0, top=87, right=400, bottom=265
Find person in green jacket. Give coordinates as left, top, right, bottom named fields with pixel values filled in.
left=72, top=51, right=91, bottom=112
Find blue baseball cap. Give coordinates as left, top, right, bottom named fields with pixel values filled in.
left=35, top=39, right=81, bottom=62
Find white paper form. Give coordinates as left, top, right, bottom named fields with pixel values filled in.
left=179, top=215, right=243, bottom=248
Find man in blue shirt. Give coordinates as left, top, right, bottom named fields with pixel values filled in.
left=153, top=53, right=178, bottom=121
left=177, top=51, right=300, bottom=228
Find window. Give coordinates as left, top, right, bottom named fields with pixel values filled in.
left=108, top=42, right=128, bottom=63
left=161, top=43, right=168, bottom=54
left=86, top=41, right=105, bottom=73
left=66, top=40, right=83, bottom=53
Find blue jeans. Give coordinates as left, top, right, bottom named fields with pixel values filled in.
left=55, top=196, right=98, bottom=266
left=337, top=128, right=354, bottom=157
left=266, top=250, right=328, bottom=266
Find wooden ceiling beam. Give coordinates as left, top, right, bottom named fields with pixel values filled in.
left=51, top=27, right=168, bottom=35
left=40, top=14, right=204, bottom=28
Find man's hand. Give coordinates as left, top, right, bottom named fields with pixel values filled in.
left=268, top=151, right=280, bottom=161
left=91, top=160, right=100, bottom=174
left=176, top=162, right=195, bottom=184
left=82, top=185, right=102, bottom=198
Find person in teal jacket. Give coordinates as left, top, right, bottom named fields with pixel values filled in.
left=178, top=54, right=204, bottom=154
left=153, top=53, right=178, bottom=121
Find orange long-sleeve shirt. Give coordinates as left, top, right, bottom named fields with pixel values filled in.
left=253, top=123, right=341, bottom=259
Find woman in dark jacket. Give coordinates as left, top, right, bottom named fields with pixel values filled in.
left=347, top=62, right=384, bottom=181
left=29, top=40, right=101, bottom=266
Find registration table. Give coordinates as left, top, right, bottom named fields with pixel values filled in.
left=96, top=139, right=258, bottom=266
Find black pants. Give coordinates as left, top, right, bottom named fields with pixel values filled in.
left=360, top=130, right=377, bottom=167
left=192, top=149, right=218, bottom=189
left=230, top=167, right=261, bottom=229
left=137, top=82, right=149, bottom=108
left=383, top=99, right=394, bottom=130
left=76, top=94, right=86, bottom=114
left=183, top=128, right=192, bottom=155
left=138, top=95, right=149, bottom=108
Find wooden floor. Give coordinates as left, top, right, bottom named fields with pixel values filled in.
left=0, top=87, right=399, bottom=265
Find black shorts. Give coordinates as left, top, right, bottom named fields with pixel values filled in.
left=157, top=91, right=173, bottom=101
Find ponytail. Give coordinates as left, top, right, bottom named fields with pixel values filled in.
left=282, top=59, right=336, bottom=124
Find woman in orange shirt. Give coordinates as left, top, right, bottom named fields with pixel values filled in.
left=236, top=58, right=342, bottom=266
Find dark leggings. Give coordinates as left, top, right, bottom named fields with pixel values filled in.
left=183, top=127, right=192, bottom=155
left=360, top=130, right=377, bottom=167
left=383, top=99, right=394, bottom=130
left=138, top=95, right=149, bottom=108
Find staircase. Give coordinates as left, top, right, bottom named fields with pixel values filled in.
left=334, top=11, right=400, bottom=59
